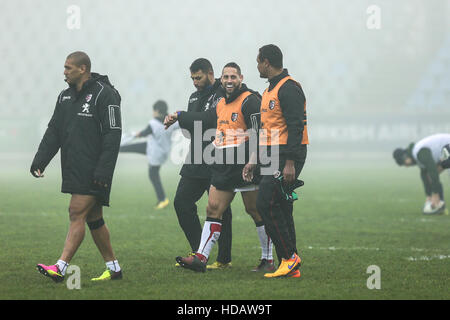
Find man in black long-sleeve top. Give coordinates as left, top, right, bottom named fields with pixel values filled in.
left=243, top=44, right=309, bottom=279
left=31, top=52, right=123, bottom=282
left=173, top=58, right=233, bottom=269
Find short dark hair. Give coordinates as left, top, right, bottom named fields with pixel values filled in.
left=393, top=143, right=415, bottom=166
left=67, top=51, right=91, bottom=72
left=190, top=58, right=213, bottom=74
left=258, top=44, right=283, bottom=69
left=153, top=100, right=168, bottom=116
left=393, top=148, right=407, bottom=165
left=223, top=62, right=241, bottom=75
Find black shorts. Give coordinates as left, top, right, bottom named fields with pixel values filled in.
left=210, top=163, right=260, bottom=191
left=63, top=186, right=111, bottom=207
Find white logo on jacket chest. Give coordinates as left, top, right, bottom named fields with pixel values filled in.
left=78, top=103, right=93, bottom=117
left=82, top=103, right=90, bottom=113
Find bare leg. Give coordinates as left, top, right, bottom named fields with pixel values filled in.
left=177, top=187, right=236, bottom=271
left=195, top=186, right=235, bottom=259
left=59, top=194, right=96, bottom=263
left=86, top=201, right=116, bottom=262
left=241, top=190, right=263, bottom=223
left=206, top=186, right=236, bottom=219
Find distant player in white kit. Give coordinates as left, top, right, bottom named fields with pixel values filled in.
left=393, top=133, right=450, bottom=215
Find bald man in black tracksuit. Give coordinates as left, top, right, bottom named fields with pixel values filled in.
left=31, top=51, right=123, bottom=282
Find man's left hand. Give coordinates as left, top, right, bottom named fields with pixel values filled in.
left=282, top=160, right=295, bottom=184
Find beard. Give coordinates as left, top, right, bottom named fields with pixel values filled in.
left=223, top=82, right=242, bottom=99
left=196, top=78, right=212, bottom=91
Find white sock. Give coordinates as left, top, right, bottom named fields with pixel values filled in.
left=257, top=225, right=273, bottom=261
left=56, top=260, right=69, bottom=276
left=106, top=260, right=121, bottom=272
left=197, top=220, right=222, bottom=260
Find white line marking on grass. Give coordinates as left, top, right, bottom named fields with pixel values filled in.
left=302, top=245, right=450, bottom=262
left=399, top=217, right=449, bottom=223
left=406, top=255, right=450, bottom=261
left=303, top=246, right=449, bottom=252
left=306, top=246, right=380, bottom=251
left=419, top=218, right=437, bottom=223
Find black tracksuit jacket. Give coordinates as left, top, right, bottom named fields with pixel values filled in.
left=31, top=73, right=122, bottom=205
left=179, top=79, right=224, bottom=179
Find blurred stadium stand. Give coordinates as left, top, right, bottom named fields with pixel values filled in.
left=407, top=35, right=450, bottom=111
left=0, top=0, right=448, bottom=154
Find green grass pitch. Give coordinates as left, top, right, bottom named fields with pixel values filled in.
left=0, top=153, right=449, bottom=300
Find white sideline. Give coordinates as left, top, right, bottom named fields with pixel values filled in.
left=294, top=246, right=450, bottom=262
left=406, top=255, right=450, bottom=261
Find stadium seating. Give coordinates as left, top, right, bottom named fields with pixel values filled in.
left=1, top=0, right=449, bottom=152
left=406, top=35, right=450, bottom=110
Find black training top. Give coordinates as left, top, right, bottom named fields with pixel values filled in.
left=31, top=73, right=122, bottom=203
left=179, top=79, right=224, bottom=179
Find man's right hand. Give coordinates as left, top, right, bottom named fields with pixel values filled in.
left=30, top=166, right=44, bottom=178
left=242, top=163, right=256, bottom=182
left=164, top=112, right=179, bottom=130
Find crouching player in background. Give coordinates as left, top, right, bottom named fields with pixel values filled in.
left=393, top=133, right=450, bottom=215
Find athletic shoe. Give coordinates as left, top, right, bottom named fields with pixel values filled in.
left=286, top=269, right=301, bottom=278
left=207, top=261, right=232, bottom=270
left=251, top=259, right=275, bottom=272
left=36, top=264, right=64, bottom=283
left=175, top=252, right=195, bottom=267
left=423, top=201, right=446, bottom=215
left=176, top=253, right=206, bottom=273
left=155, top=198, right=169, bottom=210
left=264, top=253, right=301, bottom=278
left=91, top=269, right=123, bottom=281
left=423, top=200, right=433, bottom=214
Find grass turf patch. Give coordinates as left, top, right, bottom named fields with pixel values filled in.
left=0, top=154, right=449, bottom=300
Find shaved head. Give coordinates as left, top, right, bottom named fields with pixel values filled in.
left=64, top=51, right=92, bottom=90
left=66, top=51, right=91, bottom=73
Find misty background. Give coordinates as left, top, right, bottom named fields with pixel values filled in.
left=1, top=0, right=449, bottom=164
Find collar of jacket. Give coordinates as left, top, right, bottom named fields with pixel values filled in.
left=223, top=83, right=250, bottom=104
left=268, top=68, right=289, bottom=91
left=69, top=72, right=112, bottom=96
left=198, top=78, right=221, bottom=98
